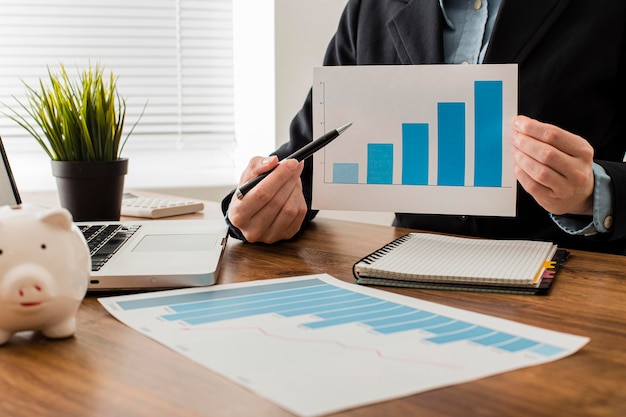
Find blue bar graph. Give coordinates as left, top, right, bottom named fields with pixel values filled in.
left=330, top=79, right=504, bottom=188
left=116, top=278, right=566, bottom=358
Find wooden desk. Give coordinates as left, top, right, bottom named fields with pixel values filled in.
left=2, top=194, right=626, bottom=417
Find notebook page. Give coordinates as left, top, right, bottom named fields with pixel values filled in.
left=358, top=233, right=556, bottom=284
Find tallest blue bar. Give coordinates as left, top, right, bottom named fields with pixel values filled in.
left=474, top=81, right=503, bottom=187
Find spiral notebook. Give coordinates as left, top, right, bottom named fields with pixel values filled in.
left=353, top=233, right=569, bottom=295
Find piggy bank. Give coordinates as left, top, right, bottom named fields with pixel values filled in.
left=0, top=204, right=90, bottom=345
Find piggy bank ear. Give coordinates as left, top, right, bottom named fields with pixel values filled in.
left=38, top=208, right=74, bottom=230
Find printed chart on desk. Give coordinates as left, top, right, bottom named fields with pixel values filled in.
left=312, top=64, right=518, bottom=216
left=100, top=274, right=588, bottom=417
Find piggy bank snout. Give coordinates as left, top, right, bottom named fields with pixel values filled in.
left=1, top=264, right=57, bottom=305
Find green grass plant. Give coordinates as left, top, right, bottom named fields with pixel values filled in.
left=3, top=63, right=142, bottom=161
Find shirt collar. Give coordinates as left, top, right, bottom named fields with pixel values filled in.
left=438, top=0, right=455, bottom=29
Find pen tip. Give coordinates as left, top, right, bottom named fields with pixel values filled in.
left=336, top=122, right=352, bottom=135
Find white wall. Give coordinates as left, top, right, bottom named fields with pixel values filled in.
left=273, top=0, right=347, bottom=145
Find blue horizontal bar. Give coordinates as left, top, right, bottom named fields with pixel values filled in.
left=163, top=289, right=355, bottom=322
left=368, top=310, right=437, bottom=331
left=180, top=293, right=376, bottom=325
left=423, top=320, right=474, bottom=335
left=375, top=315, right=453, bottom=335
left=303, top=304, right=411, bottom=329
left=426, top=326, right=496, bottom=344
left=361, top=306, right=419, bottom=327
left=498, top=338, right=540, bottom=352
left=472, top=332, right=516, bottom=346
left=280, top=294, right=373, bottom=317
left=168, top=286, right=345, bottom=314
left=117, top=278, right=326, bottom=310
left=184, top=304, right=288, bottom=325
left=313, top=300, right=393, bottom=319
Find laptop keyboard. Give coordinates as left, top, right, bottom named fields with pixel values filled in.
left=79, top=224, right=141, bottom=271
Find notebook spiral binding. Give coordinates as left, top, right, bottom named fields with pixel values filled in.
left=355, top=233, right=414, bottom=265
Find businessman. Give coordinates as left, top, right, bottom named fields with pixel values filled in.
left=223, top=0, right=626, bottom=254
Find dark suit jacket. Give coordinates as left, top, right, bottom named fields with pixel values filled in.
left=225, top=0, right=626, bottom=254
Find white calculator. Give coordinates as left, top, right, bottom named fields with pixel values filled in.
left=121, top=194, right=204, bottom=219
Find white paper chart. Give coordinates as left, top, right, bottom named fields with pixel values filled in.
left=100, top=274, right=588, bottom=417
left=312, top=64, right=518, bottom=216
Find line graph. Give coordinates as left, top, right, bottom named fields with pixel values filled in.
left=101, top=274, right=588, bottom=417
left=180, top=324, right=465, bottom=370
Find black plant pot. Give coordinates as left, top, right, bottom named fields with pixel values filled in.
left=51, top=158, right=128, bottom=221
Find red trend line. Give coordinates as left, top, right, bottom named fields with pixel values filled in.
left=182, top=324, right=464, bottom=370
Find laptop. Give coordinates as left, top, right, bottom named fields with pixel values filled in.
left=0, top=135, right=229, bottom=292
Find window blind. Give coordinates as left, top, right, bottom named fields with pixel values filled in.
left=0, top=0, right=235, bottom=154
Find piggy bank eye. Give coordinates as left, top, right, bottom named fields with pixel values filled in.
left=41, top=244, right=47, bottom=250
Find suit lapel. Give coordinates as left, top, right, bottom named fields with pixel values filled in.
left=386, top=0, right=445, bottom=64
left=485, top=0, right=571, bottom=63
left=386, top=0, right=571, bottom=65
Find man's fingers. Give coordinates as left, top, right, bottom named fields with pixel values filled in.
left=512, top=115, right=592, bottom=157
left=246, top=159, right=302, bottom=202
left=241, top=155, right=279, bottom=183
left=511, top=140, right=565, bottom=187
left=511, top=116, right=595, bottom=216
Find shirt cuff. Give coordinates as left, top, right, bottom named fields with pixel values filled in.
left=550, top=163, right=614, bottom=236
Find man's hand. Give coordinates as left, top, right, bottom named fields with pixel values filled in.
left=511, top=115, right=595, bottom=215
left=227, top=156, right=308, bottom=243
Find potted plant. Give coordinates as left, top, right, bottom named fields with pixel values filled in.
left=3, top=63, right=143, bottom=221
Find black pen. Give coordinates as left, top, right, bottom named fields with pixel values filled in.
left=235, top=122, right=352, bottom=199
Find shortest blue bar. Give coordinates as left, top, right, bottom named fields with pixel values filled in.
left=333, top=163, right=359, bottom=183
left=530, top=344, right=565, bottom=357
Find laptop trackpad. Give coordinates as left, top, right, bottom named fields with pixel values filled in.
left=132, top=234, right=216, bottom=252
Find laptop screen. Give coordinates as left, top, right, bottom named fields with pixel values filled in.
left=0, top=136, right=22, bottom=206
